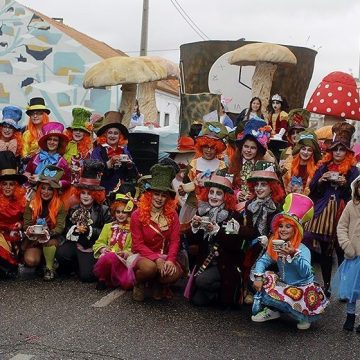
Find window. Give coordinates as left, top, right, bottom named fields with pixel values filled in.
left=164, top=113, right=170, bottom=126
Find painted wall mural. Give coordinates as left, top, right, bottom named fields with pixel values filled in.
left=0, top=0, right=120, bottom=127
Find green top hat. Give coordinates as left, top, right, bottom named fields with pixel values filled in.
left=292, top=130, right=322, bottom=163
left=247, top=160, right=279, bottom=182
left=37, top=165, right=64, bottom=189
left=288, top=108, right=310, bottom=130
left=70, top=107, right=92, bottom=134
left=196, top=121, right=228, bottom=142
left=148, top=164, right=176, bottom=198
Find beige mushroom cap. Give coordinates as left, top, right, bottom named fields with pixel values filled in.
left=142, top=56, right=180, bottom=79
left=229, top=42, right=297, bottom=67
left=83, top=56, right=168, bottom=88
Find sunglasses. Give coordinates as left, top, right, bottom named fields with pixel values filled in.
left=30, top=111, right=44, bottom=116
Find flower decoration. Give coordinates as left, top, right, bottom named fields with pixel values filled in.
left=304, top=285, right=321, bottom=311
left=85, top=122, right=94, bottom=132
left=268, top=288, right=285, bottom=301
left=284, top=286, right=303, bottom=301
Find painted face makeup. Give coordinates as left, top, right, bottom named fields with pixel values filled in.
left=80, top=189, right=94, bottom=208
left=299, top=146, right=314, bottom=162
left=115, top=204, right=130, bottom=223
left=106, top=128, right=121, bottom=147
left=208, top=186, right=225, bottom=207
left=254, top=181, right=271, bottom=199
left=332, top=145, right=347, bottom=164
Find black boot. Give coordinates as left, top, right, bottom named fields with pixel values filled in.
left=343, top=313, right=355, bottom=331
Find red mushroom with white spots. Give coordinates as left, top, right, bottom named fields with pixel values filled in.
left=306, top=71, right=360, bottom=124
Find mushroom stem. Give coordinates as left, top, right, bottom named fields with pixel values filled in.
left=251, top=62, right=277, bottom=112
left=137, top=82, right=158, bottom=124
left=119, top=83, right=137, bottom=128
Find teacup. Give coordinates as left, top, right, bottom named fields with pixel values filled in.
left=32, top=224, right=44, bottom=234
left=182, top=182, right=196, bottom=193
left=329, top=171, right=339, bottom=181
left=119, top=154, right=130, bottom=162
left=201, top=216, right=211, bottom=224
left=272, top=239, right=286, bottom=251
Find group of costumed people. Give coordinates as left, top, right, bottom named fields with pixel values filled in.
left=0, top=93, right=360, bottom=333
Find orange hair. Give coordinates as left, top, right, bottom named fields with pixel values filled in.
left=317, top=151, right=356, bottom=174
left=65, top=129, right=93, bottom=158
left=138, top=191, right=177, bottom=224
left=0, top=183, right=26, bottom=211
left=194, top=137, right=225, bottom=158
left=26, top=113, right=50, bottom=143
left=197, top=186, right=237, bottom=211
left=247, top=180, right=285, bottom=204
left=110, top=200, right=132, bottom=219
left=71, top=187, right=105, bottom=205
left=96, top=131, right=128, bottom=147
left=267, top=217, right=302, bottom=261
left=30, top=185, right=63, bottom=228
left=0, top=128, right=23, bottom=156
left=225, top=143, right=236, bottom=165
left=291, top=153, right=317, bottom=179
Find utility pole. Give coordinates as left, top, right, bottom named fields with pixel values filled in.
left=140, top=0, right=149, bottom=56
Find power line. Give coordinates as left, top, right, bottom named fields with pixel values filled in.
left=125, top=48, right=180, bottom=53
left=169, top=0, right=210, bottom=41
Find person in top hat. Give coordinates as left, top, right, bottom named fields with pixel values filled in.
left=64, top=107, right=94, bottom=183
left=93, top=192, right=137, bottom=291
left=22, top=97, right=51, bottom=159
left=266, top=93, right=289, bottom=137
left=281, top=130, right=322, bottom=195
left=23, top=165, right=67, bottom=281
left=186, top=173, right=245, bottom=307
left=91, top=111, right=138, bottom=193
left=0, top=105, right=23, bottom=158
left=279, top=108, right=310, bottom=164
left=130, top=164, right=182, bottom=301
left=240, top=161, right=285, bottom=304
left=55, top=159, right=111, bottom=282
left=228, top=117, right=275, bottom=211
left=252, top=193, right=329, bottom=330
left=24, top=121, right=71, bottom=190
left=178, top=122, right=227, bottom=227
left=303, top=122, right=359, bottom=297
left=0, top=151, right=27, bottom=277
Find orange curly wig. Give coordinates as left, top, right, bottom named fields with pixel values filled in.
left=247, top=180, right=285, bottom=204
left=0, top=128, right=23, bottom=156
left=96, top=131, right=128, bottom=148
left=197, top=187, right=237, bottom=211
left=71, top=187, right=105, bottom=205
left=138, top=191, right=177, bottom=224
left=267, top=217, right=302, bottom=261
left=0, top=183, right=26, bottom=211
left=26, top=113, right=50, bottom=143
left=317, top=150, right=356, bottom=174
left=194, top=137, right=225, bottom=158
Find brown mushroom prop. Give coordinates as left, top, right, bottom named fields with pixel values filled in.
left=228, top=42, right=297, bottom=111
left=83, top=56, right=178, bottom=127
left=306, top=71, right=360, bottom=124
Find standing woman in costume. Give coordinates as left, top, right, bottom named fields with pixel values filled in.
left=187, top=173, right=242, bottom=307
left=22, top=97, right=50, bottom=160
left=23, top=166, right=66, bottom=281
left=228, top=118, right=273, bottom=211
left=131, top=165, right=182, bottom=301
left=23, top=122, right=71, bottom=190
left=252, top=193, right=329, bottom=330
left=333, top=175, right=360, bottom=332
left=129, top=100, right=144, bottom=131
left=56, top=160, right=111, bottom=282
left=0, top=151, right=27, bottom=277
left=266, top=94, right=289, bottom=136
left=0, top=106, right=23, bottom=159
left=93, top=193, right=136, bottom=290
left=91, top=111, right=138, bottom=193
left=64, top=107, right=93, bottom=184
left=235, top=97, right=264, bottom=126
left=304, top=123, right=359, bottom=297
left=281, top=130, right=322, bottom=195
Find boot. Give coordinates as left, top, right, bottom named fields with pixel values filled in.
left=343, top=313, right=355, bottom=331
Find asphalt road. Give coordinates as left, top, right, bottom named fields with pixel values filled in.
left=0, top=271, right=359, bottom=360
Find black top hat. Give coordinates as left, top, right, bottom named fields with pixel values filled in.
left=74, top=159, right=105, bottom=191
left=26, top=97, right=51, bottom=115
left=0, top=151, right=27, bottom=184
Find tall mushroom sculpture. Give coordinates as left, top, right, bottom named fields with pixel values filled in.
left=83, top=56, right=179, bottom=127
left=228, top=42, right=297, bottom=111
left=306, top=71, right=360, bottom=125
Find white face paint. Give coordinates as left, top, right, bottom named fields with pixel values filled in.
left=332, top=145, right=347, bottom=164
left=254, top=181, right=272, bottom=199
left=208, top=186, right=225, bottom=207
left=80, top=189, right=94, bottom=208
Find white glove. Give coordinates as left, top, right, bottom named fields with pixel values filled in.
left=258, top=235, right=268, bottom=248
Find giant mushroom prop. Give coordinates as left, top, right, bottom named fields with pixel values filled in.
left=306, top=71, right=360, bottom=125
left=83, top=56, right=179, bottom=127
left=228, top=42, right=297, bottom=111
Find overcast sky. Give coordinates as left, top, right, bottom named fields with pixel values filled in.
left=19, top=0, right=360, bottom=101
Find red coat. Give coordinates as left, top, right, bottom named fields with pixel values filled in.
left=130, top=209, right=180, bottom=263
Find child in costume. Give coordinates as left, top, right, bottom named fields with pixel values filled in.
left=64, top=107, right=93, bottom=184
left=0, top=151, right=27, bottom=277
left=93, top=193, right=136, bottom=290
left=281, top=130, right=322, bottom=195
left=22, top=97, right=50, bottom=159
left=0, top=106, right=23, bottom=158
left=332, top=175, right=360, bottom=332
left=56, top=160, right=111, bottom=282
left=23, top=165, right=66, bottom=281
left=252, top=193, right=329, bottom=330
